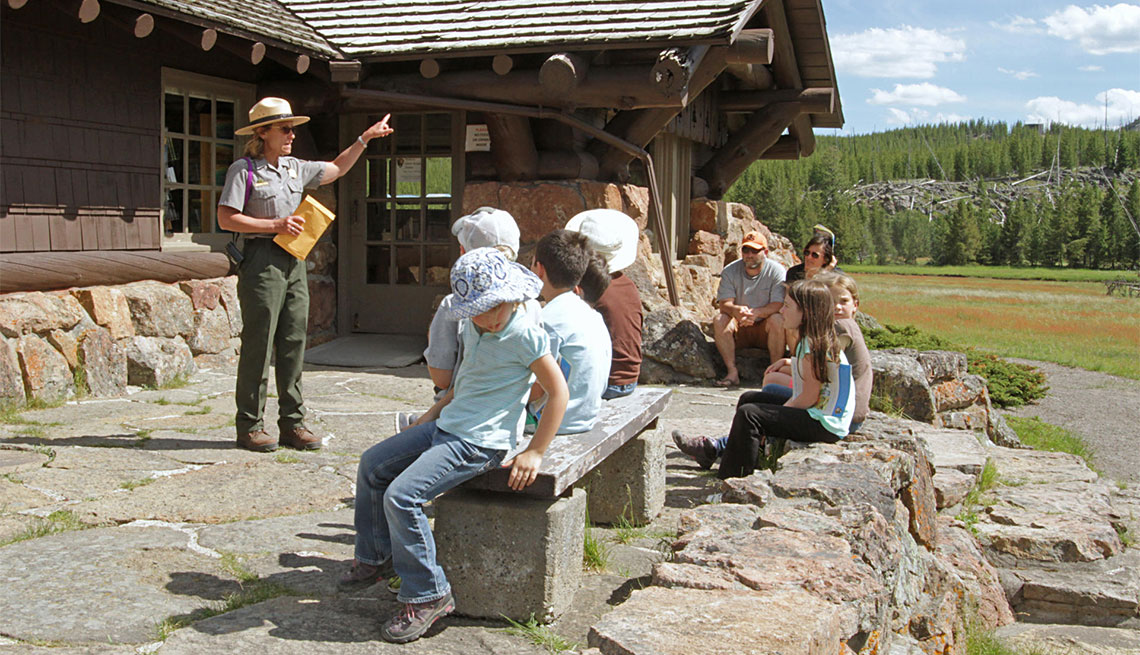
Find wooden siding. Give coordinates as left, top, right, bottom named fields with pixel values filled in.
left=783, top=0, right=843, bottom=128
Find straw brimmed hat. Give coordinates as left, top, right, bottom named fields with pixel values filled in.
left=234, top=97, right=310, bottom=136
left=447, top=247, right=542, bottom=319
left=564, top=209, right=640, bottom=273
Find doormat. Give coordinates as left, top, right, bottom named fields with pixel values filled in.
left=304, top=334, right=426, bottom=368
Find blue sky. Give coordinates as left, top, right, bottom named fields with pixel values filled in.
left=821, top=1, right=1140, bottom=134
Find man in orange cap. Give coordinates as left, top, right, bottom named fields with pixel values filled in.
left=712, top=231, right=787, bottom=386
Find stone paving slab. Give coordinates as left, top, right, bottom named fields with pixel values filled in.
left=995, top=622, right=1140, bottom=654
left=69, top=460, right=351, bottom=526
left=15, top=446, right=189, bottom=505
left=916, top=427, right=987, bottom=475
left=985, top=446, right=1100, bottom=485
left=0, top=525, right=231, bottom=644
left=0, top=448, right=49, bottom=475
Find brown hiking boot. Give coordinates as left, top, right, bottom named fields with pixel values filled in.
left=280, top=426, right=321, bottom=450
left=237, top=429, right=277, bottom=452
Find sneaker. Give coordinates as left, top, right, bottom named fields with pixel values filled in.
left=280, top=426, right=321, bottom=451
left=672, top=430, right=716, bottom=470
left=396, top=412, right=420, bottom=433
left=337, top=558, right=396, bottom=592
left=380, top=591, right=455, bottom=644
left=236, top=429, right=277, bottom=452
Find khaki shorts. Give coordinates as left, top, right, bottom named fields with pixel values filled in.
left=731, top=318, right=771, bottom=349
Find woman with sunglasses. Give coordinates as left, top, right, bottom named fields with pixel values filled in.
left=217, top=97, right=393, bottom=453
left=785, top=233, right=840, bottom=283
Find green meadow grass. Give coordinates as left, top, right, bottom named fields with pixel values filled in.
left=856, top=273, right=1140, bottom=379
left=844, top=264, right=1130, bottom=283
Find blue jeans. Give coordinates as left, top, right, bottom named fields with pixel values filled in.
left=354, top=421, right=505, bottom=604
left=602, top=382, right=637, bottom=400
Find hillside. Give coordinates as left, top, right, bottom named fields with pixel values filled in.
left=726, top=120, right=1140, bottom=269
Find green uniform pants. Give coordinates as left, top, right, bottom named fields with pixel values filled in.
left=235, top=238, right=309, bottom=435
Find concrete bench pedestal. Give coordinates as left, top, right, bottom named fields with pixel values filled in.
left=435, top=487, right=586, bottom=622
left=581, top=422, right=666, bottom=525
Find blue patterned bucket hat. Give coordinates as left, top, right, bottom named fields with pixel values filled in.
left=447, top=247, right=542, bottom=319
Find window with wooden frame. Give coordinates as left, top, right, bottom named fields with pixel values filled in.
left=160, top=69, right=255, bottom=249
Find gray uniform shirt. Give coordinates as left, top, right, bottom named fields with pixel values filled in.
left=716, top=258, right=787, bottom=308
left=218, top=156, right=326, bottom=224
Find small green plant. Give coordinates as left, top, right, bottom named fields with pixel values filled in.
left=184, top=405, right=212, bottom=416
left=500, top=614, right=580, bottom=654
left=17, top=424, right=47, bottom=439
left=154, top=397, right=172, bottom=406
left=31, top=444, right=56, bottom=464
left=955, top=459, right=999, bottom=534
left=864, top=323, right=953, bottom=351
left=219, top=552, right=259, bottom=583
left=1, top=510, right=85, bottom=546
left=1116, top=523, right=1135, bottom=548
left=153, top=575, right=297, bottom=641
left=0, top=404, right=29, bottom=424
left=274, top=452, right=301, bottom=464
left=869, top=392, right=908, bottom=419
left=582, top=508, right=609, bottom=572
left=967, top=353, right=1048, bottom=408
left=146, top=374, right=190, bottom=391
left=1006, top=416, right=1097, bottom=470
left=1116, top=480, right=1128, bottom=490
left=72, top=365, right=88, bottom=398
left=120, top=477, right=155, bottom=491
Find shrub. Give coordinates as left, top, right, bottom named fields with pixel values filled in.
left=864, top=323, right=953, bottom=351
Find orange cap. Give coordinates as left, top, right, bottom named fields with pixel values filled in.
left=741, top=231, right=768, bottom=250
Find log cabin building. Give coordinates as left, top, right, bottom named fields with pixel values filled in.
left=1, top=0, right=842, bottom=338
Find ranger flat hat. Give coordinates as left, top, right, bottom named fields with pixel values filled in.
left=235, top=97, right=311, bottom=136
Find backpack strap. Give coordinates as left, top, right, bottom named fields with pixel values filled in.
left=243, top=156, right=255, bottom=209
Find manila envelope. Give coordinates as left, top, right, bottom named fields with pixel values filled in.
left=274, top=195, right=335, bottom=260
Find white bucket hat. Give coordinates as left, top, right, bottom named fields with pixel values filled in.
left=235, top=97, right=311, bottom=136
left=565, top=209, right=640, bottom=273
left=447, top=247, right=542, bottom=319
left=451, top=207, right=520, bottom=260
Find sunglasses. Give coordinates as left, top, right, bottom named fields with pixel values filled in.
left=275, top=125, right=295, bottom=134
left=741, top=246, right=764, bottom=254
left=805, top=250, right=824, bottom=259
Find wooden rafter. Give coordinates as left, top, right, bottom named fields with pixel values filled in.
left=698, top=101, right=802, bottom=198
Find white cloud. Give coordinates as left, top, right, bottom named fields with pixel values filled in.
left=869, top=83, right=967, bottom=106
left=998, top=67, right=1040, bottom=80
left=1080, top=65, right=1105, bottom=71
left=1026, top=88, right=1140, bottom=127
left=991, top=16, right=1043, bottom=34
left=884, top=108, right=970, bottom=126
left=833, top=26, right=966, bottom=78
left=1043, top=4, right=1140, bottom=54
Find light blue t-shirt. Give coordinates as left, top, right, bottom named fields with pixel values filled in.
left=792, top=339, right=855, bottom=438
left=437, top=301, right=549, bottom=451
left=538, top=292, right=612, bottom=434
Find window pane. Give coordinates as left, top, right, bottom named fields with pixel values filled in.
left=165, top=189, right=184, bottom=234
left=425, top=113, right=451, bottom=154
left=394, top=114, right=421, bottom=155
left=395, top=157, right=422, bottom=198
left=188, top=141, right=202, bottom=184
left=426, top=204, right=450, bottom=241
left=366, top=245, right=391, bottom=284
left=395, top=246, right=420, bottom=284
left=188, top=190, right=203, bottom=232
left=367, top=158, right=388, bottom=198
left=395, top=204, right=421, bottom=241
left=164, top=93, right=184, bottom=133
left=216, top=100, right=235, bottom=139
left=425, top=245, right=451, bottom=285
left=188, top=96, right=211, bottom=136
left=425, top=157, right=451, bottom=197
left=215, top=143, right=233, bottom=186
left=167, top=139, right=184, bottom=183
left=366, top=202, right=390, bottom=241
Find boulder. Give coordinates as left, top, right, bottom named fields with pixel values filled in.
left=770, top=458, right=898, bottom=524
left=935, top=518, right=1015, bottom=629
left=307, top=277, right=336, bottom=334
left=642, top=308, right=718, bottom=380
left=178, top=279, right=222, bottom=310
left=121, top=282, right=195, bottom=339
left=306, top=240, right=337, bottom=276
left=186, top=306, right=232, bottom=355
left=669, top=263, right=716, bottom=322
left=689, top=198, right=719, bottom=234
left=931, top=374, right=988, bottom=412
left=217, top=276, right=243, bottom=337
left=78, top=327, right=127, bottom=397
left=915, top=350, right=967, bottom=383
left=619, top=184, right=650, bottom=229
left=0, top=337, right=27, bottom=406
left=46, top=328, right=78, bottom=370
left=870, top=349, right=936, bottom=422
left=932, top=469, right=974, bottom=508
left=682, top=253, right=723, bottom=276
left=499, top=182, right=586, bottom=244
left=580, top=180, right=623, bottom=213
left=16, top=333, right=73, bottom=402
left=998, top=549, right=1140, bottom=628
left=686, top=230, right=722, bottom=257
left=122, top=336, right=195, bottom=388
left=71, top=287, right=135, bottom=340
left=0, top=291, right=85, bottom=337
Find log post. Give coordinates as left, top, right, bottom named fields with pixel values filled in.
left=420, top=58, right=441, bottom=79
left=486, top=114, right=538, bottom=182
left=492, top=54, right=513, bottom=75
left=760, top=0, right=815, bottom=156
left=539, top=53, right=590, bottom=100
left=651, top=45, right=708, bottom=97
left=698, top=102, right=802, bottom=198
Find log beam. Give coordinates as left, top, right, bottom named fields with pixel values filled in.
left=218, top=39, right=265, bottom=65
left=366, top=65, right=690, bottom=110
left=759, top=134, right=801, bottom=160
left=492, top=54, right=513, bottom=75
left=651, top=45, right=708, bottom=97
left=720, top=87, right=834, bottom=113
left=8, top=0, right=29, bottom=9
left=725, top=29, right=774, bottom=65
left=152, top=20, right=216, bottom=51
left=725, top=62, right=774, bottom=90
left=264, top=49, right=311, bottom=75
left=0, top=251, right=230, bottom=294
left=79, top=0, right=99, bottom=23
left=760, top=0, right=815, bottom=156
left=539, top=52, right=590, bottom=100
left=698, top=102, right=802, bottom=199
left=592, top=47, right=730, bottom=180
left=100, top=9, right=155, bottom=39
left=486, top=114, right=538, bottom=182
left=420, top=58, right=440, bottom=79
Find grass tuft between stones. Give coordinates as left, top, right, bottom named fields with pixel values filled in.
left=1005, top=416, right=1097, bottom=472
left=0, top=510, right=86, bottom=547
left=499, top=614, right=581, bottom=654
left=154, top=579, right=299, bottom=642
left=955, top=459, right=998, bottom=534
left=582, top=508, right=609, bottom=572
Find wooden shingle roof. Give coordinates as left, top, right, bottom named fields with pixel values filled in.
left=278, top=0, right=761, bottom=59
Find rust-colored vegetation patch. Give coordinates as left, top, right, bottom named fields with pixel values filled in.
left=857, top=274, right=1140, bottom=379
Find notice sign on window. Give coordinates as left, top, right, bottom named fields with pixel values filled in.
left=395, top=157, right=422, bottom=184
left=465, top=124, right=491, bottom=152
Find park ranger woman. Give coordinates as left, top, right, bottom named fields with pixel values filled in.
left=217, top=97, right=392, bottom=452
